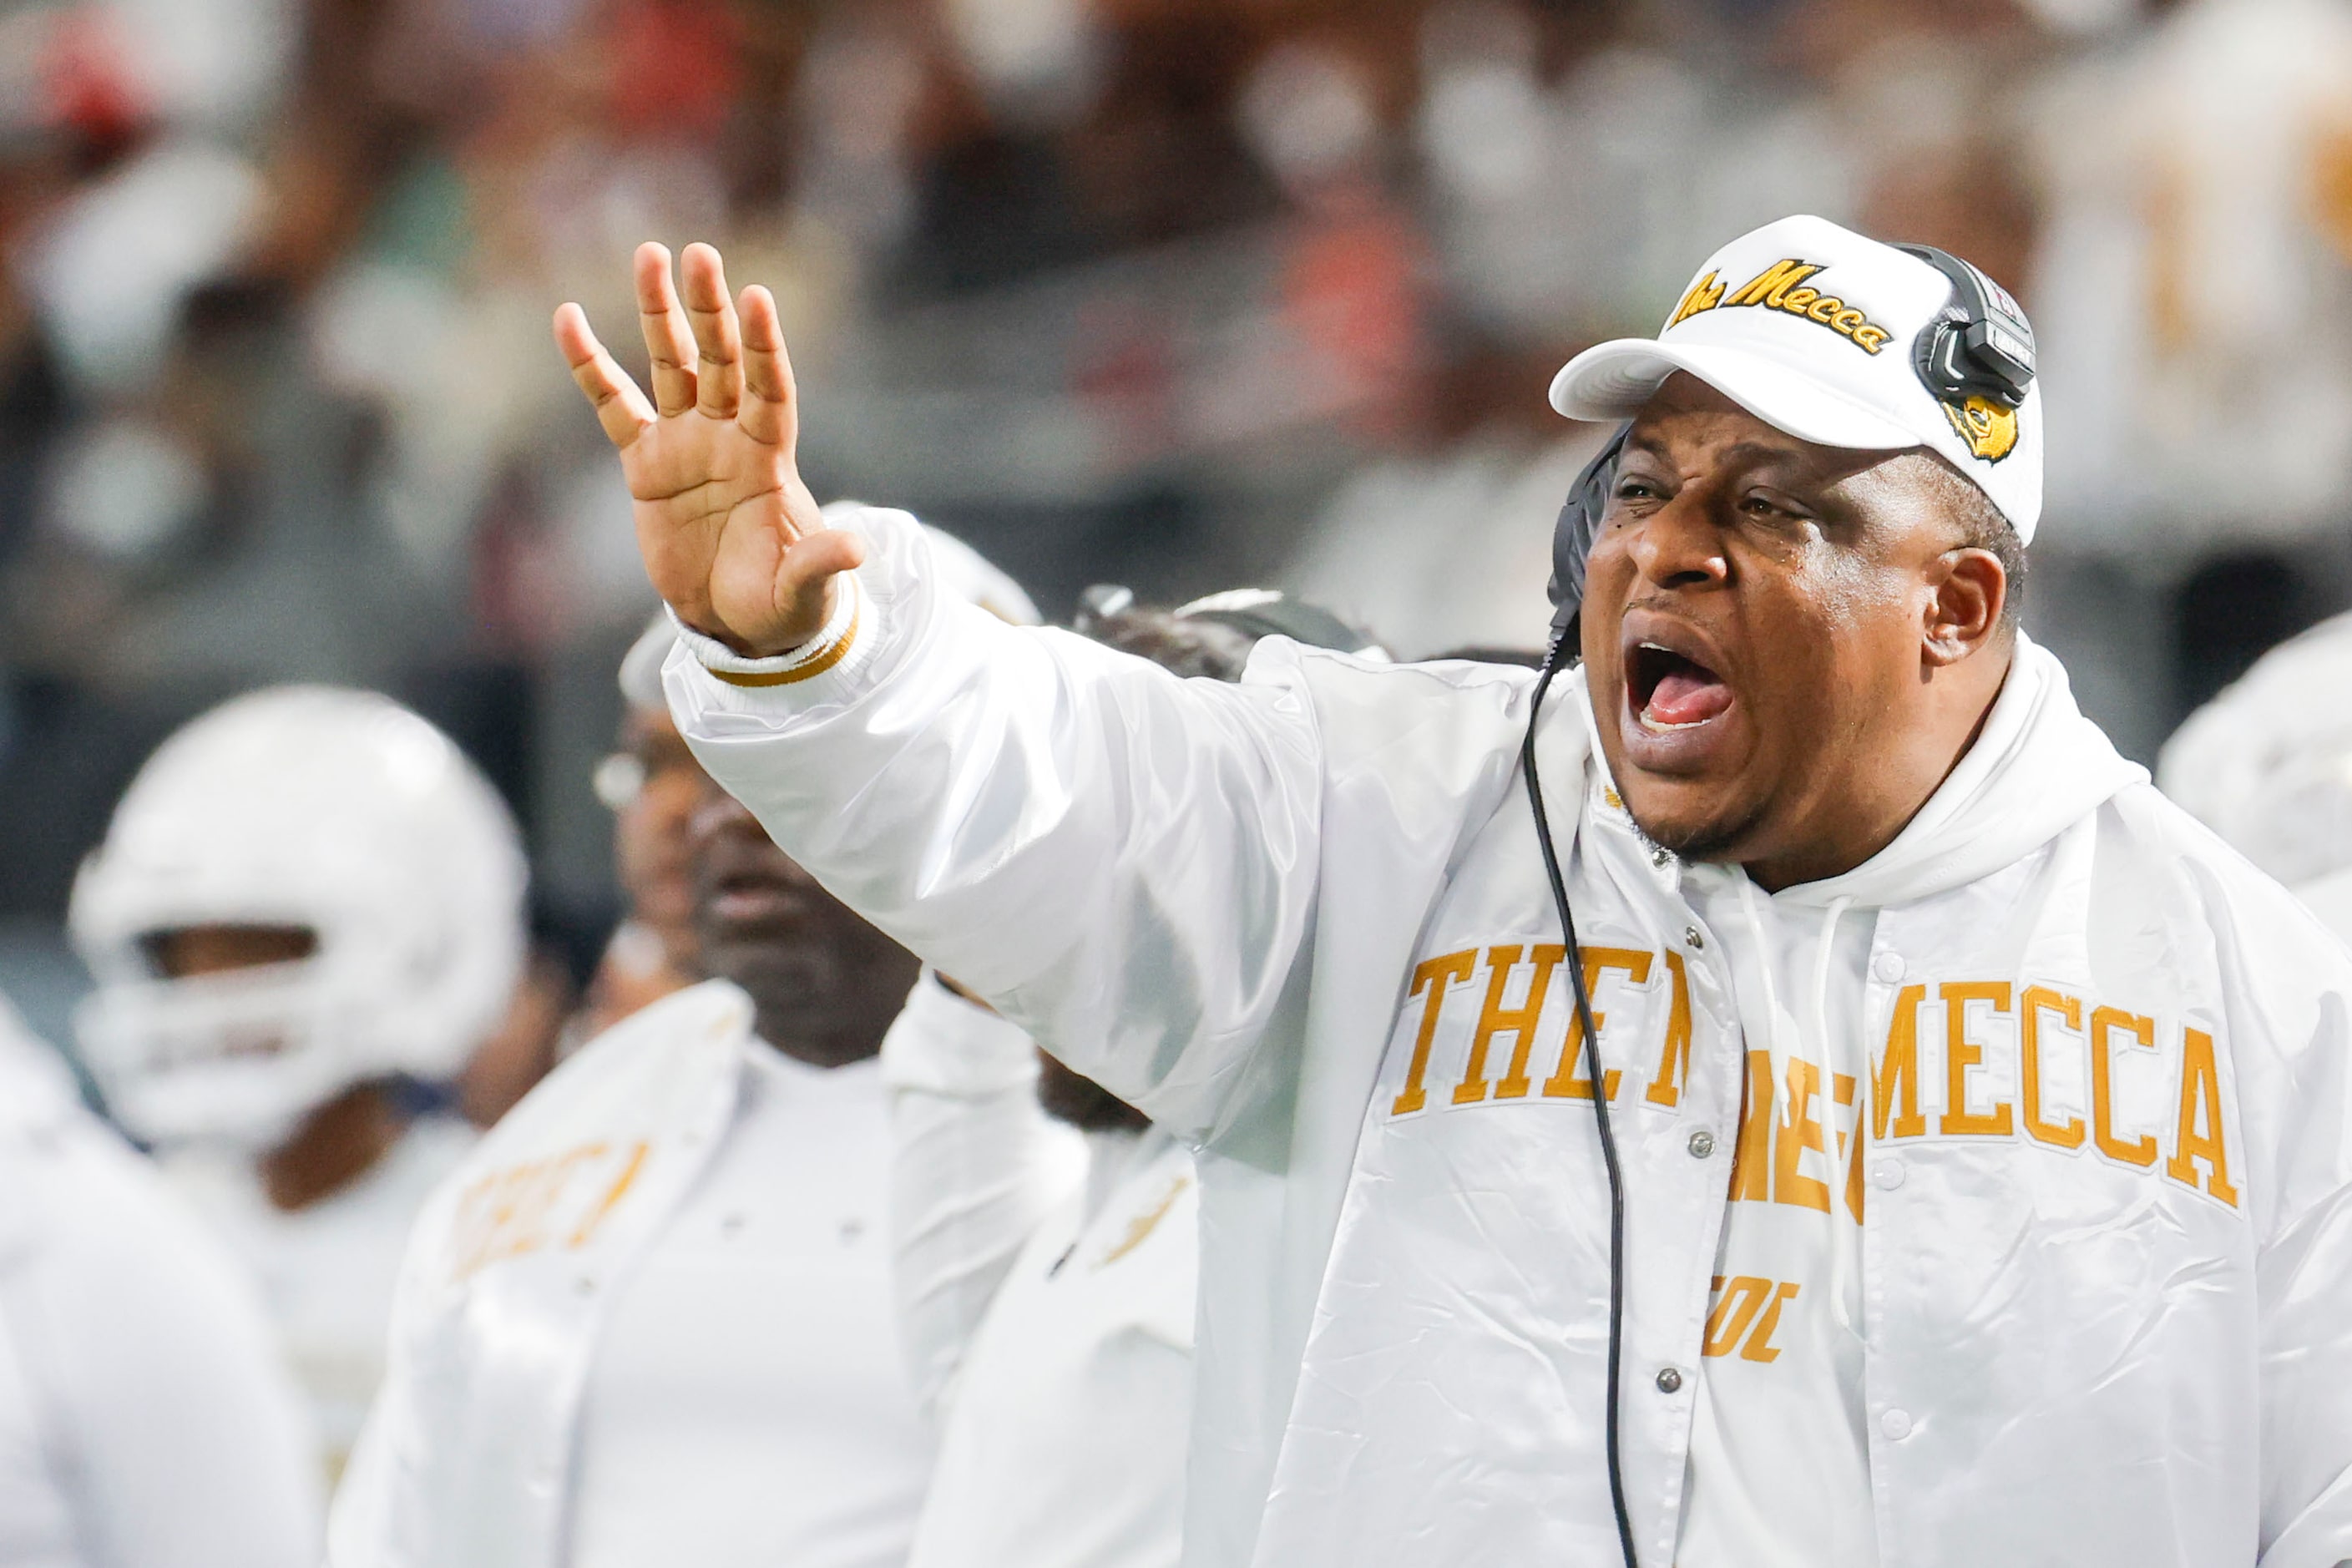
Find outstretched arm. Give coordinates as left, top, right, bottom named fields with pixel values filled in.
left=553, top=247, right=1330, bottom=1138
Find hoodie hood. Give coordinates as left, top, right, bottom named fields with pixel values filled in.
left=1776, top=630, right=2145, bottom=909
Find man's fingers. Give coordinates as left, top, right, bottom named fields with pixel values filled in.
left=680, top=242, right=744, bottom=420
left=737, top=285, right=795, bottom=448
left=554, top=304, right=656, bottom=448
left=633, top=243, right=699, bottom=417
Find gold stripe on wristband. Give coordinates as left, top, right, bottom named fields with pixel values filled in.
left=708, top=601, right=862, bottom=688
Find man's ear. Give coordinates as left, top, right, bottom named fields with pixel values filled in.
left=1922, top=549, right=2006, bottom=668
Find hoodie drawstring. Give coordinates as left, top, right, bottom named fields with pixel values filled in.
left=1810, top=895, right=1854, bottom=1099
left=1733, top=877, right=1793, bottom=1129
left=1735, top=884, right=1858, bottom=1142
left=1812, top=896, right=1861, bottom=1336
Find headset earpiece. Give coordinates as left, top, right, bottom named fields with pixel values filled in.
left=1547, top=422, right=1633, bottom=645
left=1894, top=242, right=2036, bottom=411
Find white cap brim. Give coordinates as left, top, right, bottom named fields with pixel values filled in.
left=618, top=613, right=675, bottom=714
left=1549, top=340, right=1923, bottom=453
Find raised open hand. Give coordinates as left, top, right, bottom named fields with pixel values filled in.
left=554, top=242, right=861, bottom=657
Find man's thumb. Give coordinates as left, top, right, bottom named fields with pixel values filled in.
left=789, top=528, right=867, bottom=587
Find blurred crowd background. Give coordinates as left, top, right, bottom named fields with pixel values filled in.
left=2, top=0, right=2350, bottom=1044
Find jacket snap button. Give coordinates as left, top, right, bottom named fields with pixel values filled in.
left=1683, top=926, right=1705, bottom=950
left=1871, top=952, right=1905, bottom=983
left=1880, top=1408, right=1914, bottom=1440
left=1655, top=1367, right=1683, bottom=1393
left=1651, top=847, right=1672, bottom=867
left=1687, top=1130, right=1717, bottom=1159
left=1872, top=1157, right=1905, bottom=1191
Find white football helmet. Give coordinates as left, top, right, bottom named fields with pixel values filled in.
left=69, top=686, right=527, bottom=1151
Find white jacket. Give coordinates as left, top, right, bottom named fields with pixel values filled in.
left=333, top=979, right=930, bottom=1568
left=330, top=983, right=752, bottom=1568
left=0, top=999, right=320, bottom=1568
left=667, top=506, right=2352, bottom=1568
left=885, top=975, right=1194, bottom=1568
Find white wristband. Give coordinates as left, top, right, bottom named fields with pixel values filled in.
left=666, top=574, right=864, bottom=689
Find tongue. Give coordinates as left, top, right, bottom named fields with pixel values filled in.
left=1645, top=667, right=1731, bottom=726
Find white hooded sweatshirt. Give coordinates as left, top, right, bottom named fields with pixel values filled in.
left=667, top=506, right=2352, bottom=1568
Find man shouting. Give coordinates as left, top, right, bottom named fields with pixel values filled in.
left=554, top=215, right=2352, bottom=1567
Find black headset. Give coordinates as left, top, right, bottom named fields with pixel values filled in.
left=1075, top=584, right=1385, bottom=660
left=1169, top=589, right=1384, bottom=658
left=1895, top=243, right=2036, bottom=413
left=1523, top=240, right=2036, bottom=1568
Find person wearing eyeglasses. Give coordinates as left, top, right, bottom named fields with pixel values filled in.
left=573, top=617, right=714, bottom=1046
left=331, top=536, right=1037, bottom=1568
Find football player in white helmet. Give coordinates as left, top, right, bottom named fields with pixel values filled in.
left=330, top=524, right=1030, bottom=1568
left=68, top=685, right=528, bottom=1477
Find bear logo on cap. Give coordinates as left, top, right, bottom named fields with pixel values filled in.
left=1940, top=395, right=2020, bottom=463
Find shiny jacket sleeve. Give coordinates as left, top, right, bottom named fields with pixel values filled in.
left=882, top=973, right=1084, bottom=1425
left=665, top=505, right=1328, bottom=1141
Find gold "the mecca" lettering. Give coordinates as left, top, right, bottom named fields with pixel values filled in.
left=1667, top=258, right=1893, bottom=355
left=1386, top=943, right=2242, bottom=1215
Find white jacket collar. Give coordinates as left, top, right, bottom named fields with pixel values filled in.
left=1778, top=631, right=2145, bottom=908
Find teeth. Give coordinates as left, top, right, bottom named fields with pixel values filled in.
left=1637, top=711, right=1712, bottom=733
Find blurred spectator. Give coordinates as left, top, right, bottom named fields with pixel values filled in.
left=1280, top=345, right=1605, bottom=656
left=2029, top=0, right=2352, bottom=549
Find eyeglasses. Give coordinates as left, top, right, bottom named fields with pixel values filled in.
left=592, top=752, right=647, bottom=811
left=594, top=738, right=707, bottom=811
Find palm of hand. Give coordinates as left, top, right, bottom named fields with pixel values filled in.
left=619, top=413, right=807, bottom=643
left=555, top=242, right=857, bottom=658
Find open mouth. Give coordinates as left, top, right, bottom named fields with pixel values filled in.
left=703, top=868, right=804, bottom=923
left=1628, top=640, right=1733, bottom=731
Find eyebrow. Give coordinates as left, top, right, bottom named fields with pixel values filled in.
left=1621, top=432, right=1819, bottom=478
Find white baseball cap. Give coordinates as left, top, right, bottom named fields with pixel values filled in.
left=923, top=524, right=1042, bottom=628
left=1549, top=214, right=2044, bottom=542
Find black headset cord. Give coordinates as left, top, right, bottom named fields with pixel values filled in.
left=1520, top=630, right=1640, bottom=1568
